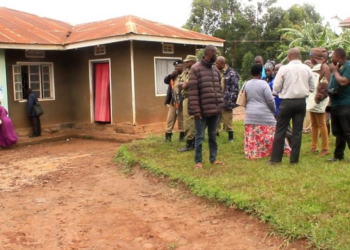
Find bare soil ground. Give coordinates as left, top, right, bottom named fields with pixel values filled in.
left=0, top=139, right=305, bottom=250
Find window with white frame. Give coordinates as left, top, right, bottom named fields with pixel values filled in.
left=12, top=63, right=54, bottom=101
left=25, top=50, right=45, bottom=58
left=154, top=57, right=181, bottom=96
left=95, top=45, right=106, bottom=55
left=162, top=44, right=174, bottom=54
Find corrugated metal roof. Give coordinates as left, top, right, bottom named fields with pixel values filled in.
left=340, top=17, right=350, bottom=27
left=0, top=8, right=224, bottom=47
left=0, top=7, right=72, bottom=45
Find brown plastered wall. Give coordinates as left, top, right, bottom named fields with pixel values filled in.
left=66, top=42, right=133, bottom=124
left=5, top=50, right=72, bottom=128
left=133, top=41, right=196, bottom=125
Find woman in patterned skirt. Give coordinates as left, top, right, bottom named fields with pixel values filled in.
left=244, top=64, right=276, bottom=159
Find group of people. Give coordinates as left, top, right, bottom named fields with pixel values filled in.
left=164, top=44, right=350, bottom=167
left=164, top=45, right=240, bottom=168
left=0, top=88, right=42, bottom=148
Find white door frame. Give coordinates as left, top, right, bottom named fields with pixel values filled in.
left=88, top=58, right=113, bottom=124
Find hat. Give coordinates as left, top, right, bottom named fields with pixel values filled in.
left=183, top=55, right=197, bottom=62
left=173, top=59, right=183, bottom=66
left=264, top=61, right=274, bottom=70
left=310, top=48, right=325, bottom=64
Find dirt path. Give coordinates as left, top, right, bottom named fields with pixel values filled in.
left=0, top=140, right=305, bottom=250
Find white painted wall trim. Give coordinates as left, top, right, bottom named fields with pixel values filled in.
left=130, top=41, right=136, bottom=125
left=0, top=34, right=224, bottom=51
left=88, top=58, right=113, bottom=124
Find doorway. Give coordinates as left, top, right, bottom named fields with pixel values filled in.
left=90, top=61, right=112, bottom=123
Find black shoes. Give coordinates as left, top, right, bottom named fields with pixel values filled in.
left=164, top=132, right=172, bottom=142
left=228, top=131, right=234, bottom=142
left=179, top=132, right=185, bottom=142
left=178, top=139, right=194, bottom=152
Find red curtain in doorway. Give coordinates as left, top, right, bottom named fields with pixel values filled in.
left=94, top=63, right=111, bottom=122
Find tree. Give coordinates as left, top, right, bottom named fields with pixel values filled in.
left=241, top=51, right=254, bottom=81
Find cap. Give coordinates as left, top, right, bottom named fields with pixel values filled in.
left=173, top=60, right=183, bottom=66
left=183, top=55, right=197, bottom=62
left=311, top=48, right=325, bottom=64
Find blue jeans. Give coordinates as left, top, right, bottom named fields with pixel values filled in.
left=194, top=115, right=220, bottom=163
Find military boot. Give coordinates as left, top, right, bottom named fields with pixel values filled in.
left=164, top=132, right=172, bottom=142
left=178, top=139, right=194, bottom=152
left=179, top=131, right=185, bottom=142
left=228, top=131, right=234, bottom=142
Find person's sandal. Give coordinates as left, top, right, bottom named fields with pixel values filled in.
left=195, top=163, right=203, bottom=169
left=211, top=160, right=223, bottom=165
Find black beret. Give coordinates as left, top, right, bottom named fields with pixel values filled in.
left=173, top=60, right=183, bottom=66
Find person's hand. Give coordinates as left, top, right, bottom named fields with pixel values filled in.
left=331, top=62, right=341, bottom=72
left=170, top=70, right=178, bottom=78
left=194, top=113, right=202, bottom=119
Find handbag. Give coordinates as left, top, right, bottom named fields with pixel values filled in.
left=33, top=102, right=44, bottom=116
left=236, top=83, right=247, bottom=107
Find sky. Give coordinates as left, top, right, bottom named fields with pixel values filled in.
left=0, top=0, right=348, bottom=31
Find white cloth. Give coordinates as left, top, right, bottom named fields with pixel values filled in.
left=273, top=60, right=315, bottom=99
left=306, top=64, right=329, bottom=113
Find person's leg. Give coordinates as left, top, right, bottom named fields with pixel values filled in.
left=330, top=107, right=346, bottom=159
left=223, top=109, right=234, bottom=141
left=37, top=117, right=41, bottom=136
left=289, top=99, right=306, bottom=164
left=30, top=116, right=37, bottom=137
left=317, top=113, right=329, bottom=154
left=166, top=104, right=176, bottom=134
left=216, top=112, right=222, bottom=133
left=207, top=115, right=220, bottom=163
left=177, top=105, right=184, bottom=132
left=270, top=100, right=293, bottom=162
left=335, top=106, right=350, bottom=156
left=310, top=112, right=319, bottom=151
left=194, top=117, right=207, bottom=164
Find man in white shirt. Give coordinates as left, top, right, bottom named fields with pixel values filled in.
left=267, top=48, right=315, bottom=165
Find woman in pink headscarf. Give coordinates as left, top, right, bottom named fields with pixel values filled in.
left=0, top=106, right=18, bottom=147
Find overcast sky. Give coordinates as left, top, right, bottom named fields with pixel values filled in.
left=0, top=0, right=348, bottom=31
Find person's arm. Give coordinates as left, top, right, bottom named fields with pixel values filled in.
left=230, top=70, right=240, bottom=100
left=273, top=68, right=283, bottom=92
left=27, top=94, right=35, bottom=115
left=332, top=63, right=350, bottom=86
left=321, top=64, right=331, bottom=83
left=308, top=69, right=315, bottom=93
left=188, top=68, right=201, bottom=119
left=263, top=84, right=276, bottom=114
left=164, top=71, right=178, bottom=85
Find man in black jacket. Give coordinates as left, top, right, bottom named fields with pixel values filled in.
left=27, top=88, right=41, bottom=138
left=216, top=56, right=240, bottom=142
left=163, top=60, right=184, bottom=142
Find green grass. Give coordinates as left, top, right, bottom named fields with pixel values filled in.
left=115, top=121, right=350, bottom=250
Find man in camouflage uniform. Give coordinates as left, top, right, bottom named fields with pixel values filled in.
left=216, top=56, right=240, bottom=142
left=178, top=55, right=197, bottom=152
left=164, top=60, right=185, bottom=142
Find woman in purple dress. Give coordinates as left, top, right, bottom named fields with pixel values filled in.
left=0, top=106, right=18, bottom=147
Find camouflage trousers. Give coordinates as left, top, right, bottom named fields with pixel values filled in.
left=166, top=103, right=184, bottom=133
left=217, top=109, right=233, bottom=132
left=182, top=98, right=195, bottom=140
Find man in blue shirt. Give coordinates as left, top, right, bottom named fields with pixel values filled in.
left=327, top=48, right=350, bottom=162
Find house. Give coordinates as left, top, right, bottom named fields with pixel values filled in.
left=340, top=17, right=350, bottom=28
left=0, top=7, right=224, bottom=134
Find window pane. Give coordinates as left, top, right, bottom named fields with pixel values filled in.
left=30, top=65, right=39, bottom=73
left=30, top=74, right=40, bottom=82
left=15, top=92, right=22, bottom=100
left=43, top=74, right=50, bottom=81
left=155, top=59, right=175, bottom=95
left=43, top=90, right=52, bottom=98
left=14, top=67, right=21, bottom=74
left=33, top=90, right=40, bottom=98
left=42, top=66, right=50, bottom=74
left=43, top=82, right=51, bottom=90
left=15, top=83, right=22, bottom=91
left=31, top=82, right=40, bottom=90
left=14, top=74, right=22, bottom=82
